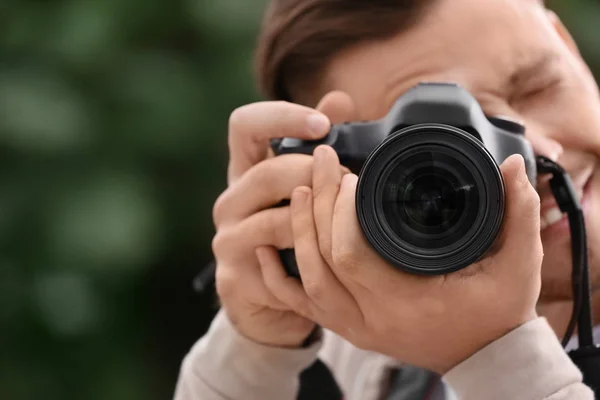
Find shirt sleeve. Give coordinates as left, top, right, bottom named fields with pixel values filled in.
left=444, top=317, right=594, bottom=400
left=173, top=310, right=322, bottom=400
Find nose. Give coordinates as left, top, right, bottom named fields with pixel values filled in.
left=525, top=125, right=565, bottom=192
left=525, top=126, right=564, bottom=162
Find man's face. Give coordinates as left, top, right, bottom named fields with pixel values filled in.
left=311, top=0, right=600, bottom=300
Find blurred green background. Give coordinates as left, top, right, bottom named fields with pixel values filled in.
left=0, top=1, right=598, bottom=399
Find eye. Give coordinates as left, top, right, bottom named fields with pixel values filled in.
left=511, top=73, right=564, bottom=106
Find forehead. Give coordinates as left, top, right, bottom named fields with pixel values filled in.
left=319, top=0, right=560, bottom=117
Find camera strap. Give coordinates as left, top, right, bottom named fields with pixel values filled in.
left=536, top=156, right=600, bottom=394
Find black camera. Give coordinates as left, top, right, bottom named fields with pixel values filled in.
left=273, top=83, right=537, bottom=276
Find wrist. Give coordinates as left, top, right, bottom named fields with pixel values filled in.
left=433, top=311, right=539, bottom=374
left=182, top=309, right=323, bottom=400
left=225, top=309, right=318, bottom=349
left=444, top=317, right=589, bottom=400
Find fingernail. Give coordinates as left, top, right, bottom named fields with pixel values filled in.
left=306, top=114, right=330, bottom=137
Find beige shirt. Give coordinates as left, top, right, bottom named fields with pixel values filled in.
left=174, top=310, right=594, bottom=400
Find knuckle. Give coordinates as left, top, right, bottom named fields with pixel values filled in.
left=259, top=209, right=285, bottom=236
left=314, top=177, right=341, bottom=200
left=312, top=183, right=330, bottom=201
left=228, top=105, right=250, bottom=133
left=215, top=265, right=238, bottom=299
left=211, top=233, right=224, bottom=256
left=292, top=299, right=313, bottom=319
left=517, top=171, right=530, bottom=187
left=295, top=228, right=316, bottom=250
left=241, top=161, right=279, bottom=197
left=211, top=229, right=234, bottom=257
left=527, top=186, right=541, bottom=211
left=332, top=245, right=359, bottom=275
left=304, top=280, right=325, bottom=302
left=318, top=234, right=333, bottom=262
left=273, top=211, right=293, bottom=247
left=523, top=186, right=541, bottom=220
left=249, top=161, right=275, bottom=189
left=212, top=191, right=229, bottom=226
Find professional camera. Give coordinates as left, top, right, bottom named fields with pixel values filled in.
left=273, top=82, right=537, bottom=276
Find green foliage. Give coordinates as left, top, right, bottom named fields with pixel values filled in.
left=0, top=0, right=266, bottom=399
left=0, top=1, right=598, bottom=399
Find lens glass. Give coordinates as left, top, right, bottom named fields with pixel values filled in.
left=380, top=149, right=481, bottom=250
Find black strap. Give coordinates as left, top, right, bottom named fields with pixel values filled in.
left=298, top=359, right=344, bottom=400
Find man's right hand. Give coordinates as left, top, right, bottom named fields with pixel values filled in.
left=211, top=93, right=356, bottom=348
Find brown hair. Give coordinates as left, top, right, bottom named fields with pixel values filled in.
left=255, top=0, right=434, bottom=102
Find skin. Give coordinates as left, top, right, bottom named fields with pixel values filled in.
left=212, top=0, right=600, bottom=373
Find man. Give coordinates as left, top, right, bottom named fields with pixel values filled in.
left=175, top=0, right=600, bottom=398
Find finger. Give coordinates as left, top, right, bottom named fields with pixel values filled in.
left=215, top=154, right=351, bottom=226
left=214, top=208, right=296, bottom=309
left=291, top=186, right=359, bottom=312
left=493, top=155, right=543, bottom=275
left=215, top=154, right=312, bottom=225
left=212, top=207, right=294, bottom=263
left=315, top=91, right=358, bottom=124
left=312, top=145, right=343, bottom=264
left=256, top=246, right=315, bottom=319
left=331, top=174, right=386, bottom=285
left=332, top=174, right=427, bottom=294
left=228, top=102, right=331, bottom=183
left=216, top=258, right=290, bottom=312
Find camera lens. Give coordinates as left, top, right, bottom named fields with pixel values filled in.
left=381, top=151, right=480, bottom=251
left=402, top=174, right=462, bottom=232
left=356, top=124, right=505, bottom=275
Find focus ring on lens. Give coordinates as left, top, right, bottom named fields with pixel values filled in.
left=356, top=124, right=505, bottom=275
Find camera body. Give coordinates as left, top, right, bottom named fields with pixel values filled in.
left=273, top=83, right=537, bottom=276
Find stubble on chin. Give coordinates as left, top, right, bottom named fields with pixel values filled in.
left=538, top=245, right=600, bottom=303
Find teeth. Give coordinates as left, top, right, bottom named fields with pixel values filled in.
left=541, top=207, right=564, bottom=230
left=540, top=217, right=549, bottom=230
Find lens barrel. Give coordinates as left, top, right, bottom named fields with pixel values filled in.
left=356, top=124, right=505, bottom=275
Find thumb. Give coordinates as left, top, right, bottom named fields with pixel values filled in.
left=316, top=91, right=358, bottom=124
left=493, top=154, right=543, bottom=274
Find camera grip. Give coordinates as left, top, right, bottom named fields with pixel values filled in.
left=271, top=199, right=302, bottom=279
left=279, top=248, right=301, bottom=279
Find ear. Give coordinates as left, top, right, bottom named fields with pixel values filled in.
left=546, top=10, right=581, bottom=57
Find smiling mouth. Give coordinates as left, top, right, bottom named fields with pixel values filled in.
left=540, top=176, right=592, bottom=231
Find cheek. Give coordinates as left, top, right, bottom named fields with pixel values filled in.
left=549, top=95, right=600, bottom=154
left=517, top=87, right=600, bottom=155
left=569, top=106, right=600, bottom=154
left=586, top=173, right=600, bottom=286
left=588, top=170, right=600, bottom=239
